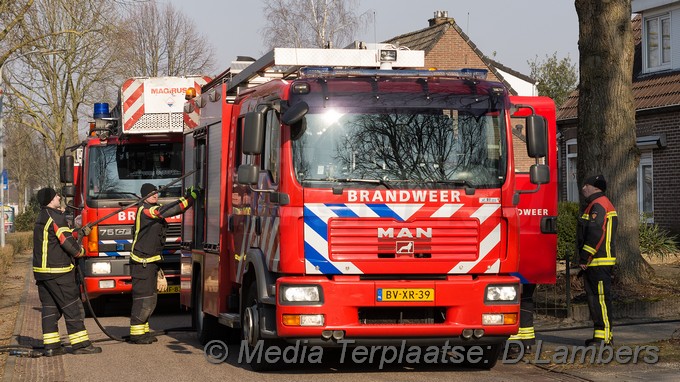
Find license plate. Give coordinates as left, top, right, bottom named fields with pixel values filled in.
left=159, top=285, right=180, bottom=294
left=377, top=288, right=434, bottom=302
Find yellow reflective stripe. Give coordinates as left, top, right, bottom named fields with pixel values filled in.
left=606, top=212, right=614, bottom=258
left=130, top=253, right=162, bottom=264
left=130, top=324, right=146, bottom=336
left=144, top=322, right=150, bottom=333
left=583, top=245, right=597, bottom=255
left=598, top=281, right=611, bottom=342
left=589, top=258, right=616, bottom=266
left=149, top=206, right=161, bottom=217
left=55, top=226, right=71, bottom=237
left=179, top=197, right=189, bottom=209
left=131, top=206, right=143, bottom=254
left=581, top=213, right=589, bottom=219
left=69, top=330, right=89, bottom=345
left=43, top=332, right=61, bottom=344
left=42, top=217, right=53, bottom=268
left=509, top=327, right=535, bottom=340
left=594, top=329, right=606, bottom=339
left=33, top=264, right=75, bottom=274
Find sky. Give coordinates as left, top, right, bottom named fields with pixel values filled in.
left=164, top=0, right=579, bottom=76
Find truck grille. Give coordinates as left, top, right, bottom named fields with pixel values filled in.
left=358, top=307, right=446, bottom=325
left=329, top=219, right=479, bottom=261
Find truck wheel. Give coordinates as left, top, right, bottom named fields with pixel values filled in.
left=193, top=272, right=220, bottom=346
left=241, top=282, right=282, bottom=371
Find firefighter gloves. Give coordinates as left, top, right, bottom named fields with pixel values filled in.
left=185, top=186, right=200, bottom=199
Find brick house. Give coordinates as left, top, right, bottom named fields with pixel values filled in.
left=382, top=10, right=540, bottom=174
left=557, top=1, right=680, bottom=235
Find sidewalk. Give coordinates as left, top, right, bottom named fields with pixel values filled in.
left=3, top=268, right=66, bottom=382
left=523, top=320, right=680, bottom=381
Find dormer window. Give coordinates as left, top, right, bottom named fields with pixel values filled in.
left=645, top=13, right=671, bottom=71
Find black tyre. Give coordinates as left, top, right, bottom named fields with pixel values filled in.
left=241, top=282, right=282, bottom=372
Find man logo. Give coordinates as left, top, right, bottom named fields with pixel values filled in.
left=377, top=227, right=432, bottom=239
left=396, top=241, right=414, bottom=254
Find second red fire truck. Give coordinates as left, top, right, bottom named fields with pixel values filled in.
left=60, top=76, right=210, bottom=314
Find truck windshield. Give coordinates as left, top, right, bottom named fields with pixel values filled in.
left=87, top=143, right=182, bottom=200
left=291, top=77, right=507, bottom=189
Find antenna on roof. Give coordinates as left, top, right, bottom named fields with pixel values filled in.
left=467, top=12, right=470, bottom=35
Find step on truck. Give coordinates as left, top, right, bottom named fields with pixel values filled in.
left=181, top=46, right=557, bottom=370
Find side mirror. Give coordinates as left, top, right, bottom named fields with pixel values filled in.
left=526, top=115, right=547, bottom=158
left=530, top=164, right=550, bottom=185
left=237, top=164, right=259, bottom=185
left=282, top=101, right=309, bottom=141
left=243, top=111, right=265, bottom=155
left=281, top=101, right=309, bottom=125
left=61, top=185, right=76, bottom=198
left=59, top=155, right=74, bottom=183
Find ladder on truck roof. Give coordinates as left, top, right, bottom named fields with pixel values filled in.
left=225, top=46, right=425, bottom=98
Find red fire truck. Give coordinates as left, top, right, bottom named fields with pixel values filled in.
left=59, top=76, right=210, bottom=314
left=181, top=47, right=556, bottom=370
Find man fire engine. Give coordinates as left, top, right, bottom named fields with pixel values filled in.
left=59, top=76, right=209, bottom=314
left=181, top=47, right=557, bottom=370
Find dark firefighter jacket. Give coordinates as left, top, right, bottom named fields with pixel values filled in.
left=32, top=207, right=84, bottom=280
left=130, top=189, right=197, bottom=264
left=577, top=192, right=618, bottom=267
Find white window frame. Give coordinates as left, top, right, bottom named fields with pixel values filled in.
left=644, top=13, right=671, bottom=72
left=565, top=139, right=579, bottom=202
left=638, top=151, right=654, bottom=223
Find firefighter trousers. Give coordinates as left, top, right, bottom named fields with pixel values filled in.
left=584, top=265, right=613, bottom=343
left=508, top=283, right=536, bottom=346
left=129, top=262, right=159, bottom=340
left=36, top=271, right=92, bottom=350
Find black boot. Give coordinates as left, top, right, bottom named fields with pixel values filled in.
left=43, top=346, right=67, bottom=357
left=72, top=344, right=102, bottom=354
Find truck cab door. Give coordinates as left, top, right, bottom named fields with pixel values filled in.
left=511, top=96, right=558, bottom=284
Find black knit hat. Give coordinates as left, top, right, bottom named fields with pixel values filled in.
left=140, top=183, right=158, bottom=197
left=37, top=187, right=57, bottom=207
left=584, top=174, right=607, bottom=192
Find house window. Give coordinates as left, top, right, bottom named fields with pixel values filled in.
left=565, top=139, right=578, bottom=202
left=645, top=14, right=671, bottom=70
left=638, top=152, right=654, bottom=222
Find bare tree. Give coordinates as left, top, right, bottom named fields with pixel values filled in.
left=115, top=0, right=214, bottom=77
left=3, top=112, right=51, bottom=212
left=0, top=0, right=35, bottom=66
left=4, top=0, right=123, bottom=188
left=575, top=0, right=650, bottom=283
left=262, top=0, right=371, bottom=49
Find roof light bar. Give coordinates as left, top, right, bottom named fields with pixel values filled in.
left=299, top=67, right=488, bottom=80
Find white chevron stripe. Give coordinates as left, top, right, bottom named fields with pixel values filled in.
left=346, top=204, right=380, bottom=218
left=448, top=223, right=501, bottom=273
left=431, top=203, right=464, bottom=218
left=305, top=203, right=338, bottom=222
left=484, top=259, right=501, bottom=273
left=471, top=204, right=500, bottom=224
left=385, top=203, right=424, bottom=221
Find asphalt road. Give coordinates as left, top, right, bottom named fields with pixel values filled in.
left=58, top=298, right=586, bottom=382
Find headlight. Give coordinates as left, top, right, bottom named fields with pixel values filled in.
left=280, top=285, right=322, bottom=304
left=485, top=284, right=518, bottom=303
left=91, top=261, right=111, bottom=275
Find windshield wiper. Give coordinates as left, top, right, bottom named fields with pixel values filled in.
left=428, top=179, right=477, bottom=188
left=302, top=177, right=393, bottom=189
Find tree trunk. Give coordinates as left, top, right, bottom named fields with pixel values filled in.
left=575, top=0, right=651, bottom=283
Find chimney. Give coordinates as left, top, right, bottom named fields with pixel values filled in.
left=428, top=10, right=452, bottom=27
